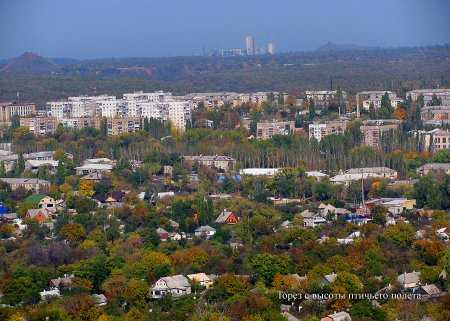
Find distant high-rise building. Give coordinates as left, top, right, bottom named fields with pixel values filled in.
left=267, top=43, right=275, bottom=55
left=245, top=36, right=255, bottom=55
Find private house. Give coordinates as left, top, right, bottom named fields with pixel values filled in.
left=0, top=178, right=50, bottom=193
left=319, top=203, right=350, bottom=217
left=365, top=198, right=416, bottom=215
left=187, top=273, right=215, bottom=289
left=40, top=288, right=61, bottom=301
left=215, top=209, right=239, bottom=224
left=24, top=195, right=57, bottom=212
left=416, top=284, right=443, bottom=299
left=150, top=275, right=192, bottom=298
left=168, top=219, right=180, bottom=230
left=301, top=210, right=327, bottom=228
left=50, top=274, right=74, bottom=289
left=168, top=232, right=182, bottom=241
left=304, top=216, right=327, bottom=228
left=337, top=231, right=361, bottom=245
left=321, top=311, right=352, bottom=321
left=156, top=227, right=169, bottom=241
left=321, top=272, right=337, bottom=286
left=194, top=225, right=216, bottom=238
left=25, top=208, right=52, bottom=223
left=397, top=271, right=421, bottom=289
left=279, top=220, right=293, bottom=229
left=92, top=294, right=108, bottom=306
left=436, top=228, right=449, bottom=242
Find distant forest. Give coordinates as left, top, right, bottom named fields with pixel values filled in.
left=0, top=44, right=449, bottom=107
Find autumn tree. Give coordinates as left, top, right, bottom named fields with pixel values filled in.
left=60, top=223, right=86, bottom=246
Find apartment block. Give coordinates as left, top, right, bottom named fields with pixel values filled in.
left=0, top=102, right=36, bottom=124
left=20, top=117, right=59, bottom=136
left=305, top=90, right=347, bottom=107
left=361, top=119, right=401, bottom=148
left=356, top=91, right=402, bottom=115
left=256, top=120, right=295, bottom=140
left=183, top=155, right=236, bottom=172
left=407, top=89, right=450, bottom=106
left=60, top=117, right=101, bottom=130
left=420, top=106, right=450, bottom=125
left=309, top=120, right=348, bottom=142
left=432, top=130, right=450, bottom=151
left=106, top=117, right=141, bottom=136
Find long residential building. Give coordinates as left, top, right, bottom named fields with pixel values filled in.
left=256, top=120, right=295, bottom=140
left=48, top=91, right=192, bottom=132
left=0, top=178, right=50, bottom=193
left=106, top=117, right=141, bottom=136
left=0, top=102, right=36, bottom=124
left=183, top=155, right=236, bottom=172
left=407, top=89, right=450, bottom=106
left=20, top=117, right=59, bottom=136
left=305, top=90, right=347, bottom=107
left=309, top=120, right=348, bottom=142
left=356, top=91, right=401, bottom=117
left=420, top=105, right=450, bottom=125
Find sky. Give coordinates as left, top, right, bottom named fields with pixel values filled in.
left=1, top=0, right=449, bottom=59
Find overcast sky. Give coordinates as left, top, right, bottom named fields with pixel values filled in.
left=1, top=0, right=449, bottom=59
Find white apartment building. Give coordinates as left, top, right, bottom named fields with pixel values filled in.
left=47, top=101, right=70, bottom=119
left=309, top=123, right=327, bottom=141
left=406, top=89, right=450, bottom=106
left=182, top=92, right=238, bottom=109
left=309, top=120, right=348, bottom=142
left=48, top=95, right=116, bottom=119
left=305, top=90, right=347, bottom=105
left=232, top=92, right=285, bottom=107
left=46, top=91, right=192, bottom=131
left=122, top=91, right=191, bottom=131
left=356, top=91, right=401, bottom=117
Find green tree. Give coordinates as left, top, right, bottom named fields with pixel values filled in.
left=433, top=149, right=450, bottom=163
left=379, top=92, right=393, bottom=118
left=249, top=254, right=293, bottom=285
left=383, top=222, right=415, bottom=248
left=14, top=154, right=25, bottom=176
left=308, top=98, right=316, bottom=121
left=414, top=174, right=443, bottom=209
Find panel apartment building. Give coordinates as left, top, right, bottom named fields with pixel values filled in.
left=305, top=90, right=348, bottom=107
left=420, top=105, right=450, bottom=126
left=309, top=120, right=348, bottom=142
left=47, top=91, right=192, bottom=132
left=361, top=119, right=401, bottom=149
left=256, top=120, right=295, bottom=140
left=407, top=89, right=450, bottom=106
left=20, top=117, right=59, bottom=136
left=0, top=102, right=36, bottom=125
left=356, top=91, right=403, bottom=117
